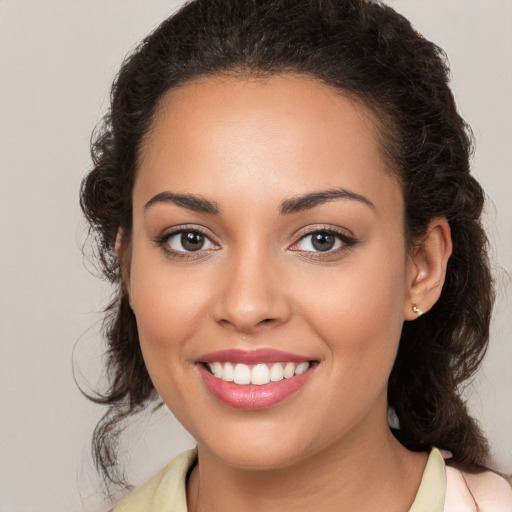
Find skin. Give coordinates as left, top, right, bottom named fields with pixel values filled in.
left=120, top=74, right=452, bottom=512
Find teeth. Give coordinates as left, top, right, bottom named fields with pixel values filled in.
left=270, top=363, right=284, bottom=381
left=222, top=362, right=235, bottom=382
left=206, top=361, right=311, bottom=385
left=295, top=362, right=309, bottom=375
left=251, top=364, right=270, bottom=385
left=283, top=362, right=295, bottom=379
left=233, top=363, right=251, bottom=384
left=212, top=362, right=223, bottom=379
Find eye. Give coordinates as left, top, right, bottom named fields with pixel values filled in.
left=167, top=231, right=213, bottom=252
left=290, top=229, right=357, bottom=254
left=166, top=229, right=216, bottom=252
left=295, top=231, right=341, bottom=252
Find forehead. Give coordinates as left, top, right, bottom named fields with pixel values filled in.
left=135, top=74, right=401, bottom=216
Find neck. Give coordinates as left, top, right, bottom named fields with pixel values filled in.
left=187, top=413, right=427, bottom=512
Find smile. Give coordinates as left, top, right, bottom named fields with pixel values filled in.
left=205, top=361, right=311, bottom=385
left=196, top=349, right=317, bottom=409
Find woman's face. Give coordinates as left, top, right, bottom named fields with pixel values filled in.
left=127, top=74, right=416, bottom=469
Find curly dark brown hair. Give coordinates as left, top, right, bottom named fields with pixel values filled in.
left=80, top=0, right=494, bottom=489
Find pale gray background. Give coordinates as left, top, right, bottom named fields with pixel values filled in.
left=0, top=1, right=510, bottom=511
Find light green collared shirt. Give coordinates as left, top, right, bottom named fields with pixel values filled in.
left=112, top=448, right=449, bottom=512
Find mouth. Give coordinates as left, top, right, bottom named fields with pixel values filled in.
left=202, top=360, right=314, bottom=385
left=196, top=349, right=318, bottom=410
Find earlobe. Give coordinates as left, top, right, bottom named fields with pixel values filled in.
left=404, top=217, right=452, bottom=321
left=115, top=228, right=124, bottom=260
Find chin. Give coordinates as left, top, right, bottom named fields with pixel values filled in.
left=193, top=416, right=330, bottom=472
left=208, top=442, right=309, bottom=471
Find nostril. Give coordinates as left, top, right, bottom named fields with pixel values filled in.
left=256, top=318, right=278, bottom=327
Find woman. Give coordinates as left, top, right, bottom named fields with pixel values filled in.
left=80, top=0, right=512, bottom=510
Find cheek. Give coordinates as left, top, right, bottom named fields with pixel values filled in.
left=301, top=244, right=407, bottom=383
left=129, top=265, right=211, bottom=424
left=127, top=242, right=212, bottom=376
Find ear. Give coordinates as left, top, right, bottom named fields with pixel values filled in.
left=403, top=217, right=452, bottom=320
left=115, top=228, right=132, bottom=299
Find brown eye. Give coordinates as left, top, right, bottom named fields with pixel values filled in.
left=295, top=231, right=341, bottom=252
left=311, top=232, right=336, bottom=252
left=166, top=230, right=215, bottom=252
left=181, top=231, right=205, bottom=251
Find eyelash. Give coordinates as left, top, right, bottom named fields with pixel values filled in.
left=154, top=226, right=358, bottom=260
left=154, top=225, right=218, bottom=260
left=290, top=227, right=358, bottom=259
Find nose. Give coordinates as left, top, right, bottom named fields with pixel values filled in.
left=212, top=247, right=291, bottom=334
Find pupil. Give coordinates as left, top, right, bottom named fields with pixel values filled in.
left=312, top=232, right=335, bottom=251
left=181, top=231, right=204, bottom=251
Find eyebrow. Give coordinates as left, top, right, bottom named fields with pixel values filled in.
left=144, top=192, right=220, bottom=214
left=144, top=187, right=374, bottom=216
left=279, top=188, right=375, bottom=215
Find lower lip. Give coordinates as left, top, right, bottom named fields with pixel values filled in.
left=197, top=364, right=315, bottom=410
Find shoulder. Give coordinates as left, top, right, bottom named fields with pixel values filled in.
left=111, top=449, right=197, bottom=512
left=445, top=465, right=512, bottom=512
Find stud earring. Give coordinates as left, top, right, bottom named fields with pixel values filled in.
left=412, top=304, right=423, bottom=316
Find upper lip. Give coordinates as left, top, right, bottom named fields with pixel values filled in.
left=198, top=348, right=313, bottom=364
